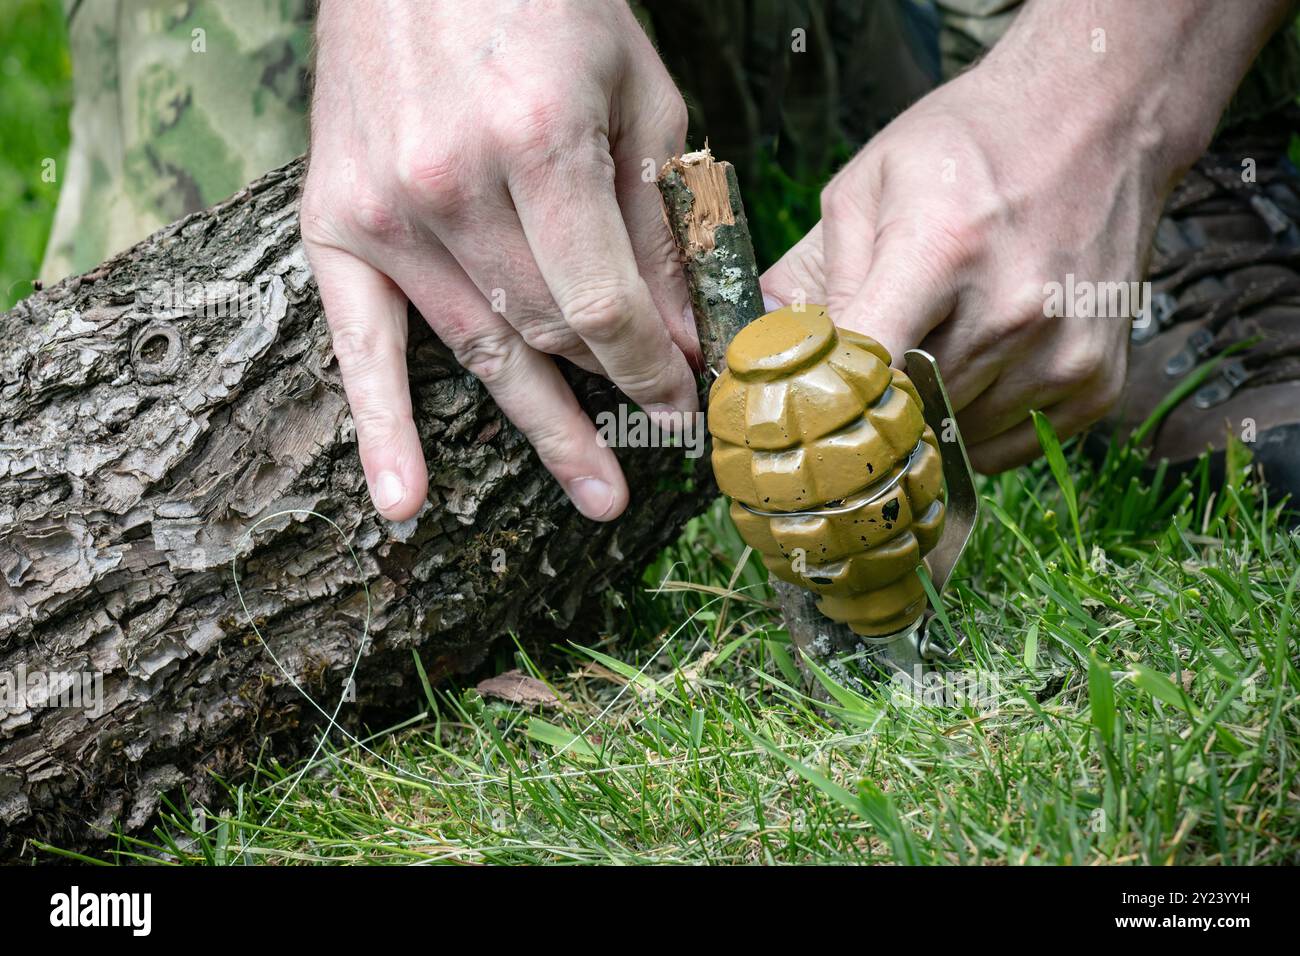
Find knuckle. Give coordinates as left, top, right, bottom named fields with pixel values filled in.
left=1010, top=274, right=1052, bottom=315
left=988, top=274, right=1056, bottom=338
left=1003, top=290, right=1051, bottom=336
left=1004, top=314, right=1044, bottom=341
left=298, top=194, right=332, bottom=248
left=299, top=215, right=339, bottom=252
left=496, top=93, right=571, bottom=156
left=518, top=321, right=582, bottom=358
left=393, top=145, right=470, bottom=215
left=1001, top=314, right=1042, bottom=341
left=664, top=95, right=689, bottom=146
left=351, top=400, right=412, bottom=452
left=525, top=417, right=579, bottom=469
left=452, top=330, right=520, bottom=385
left=561, top=279, right=635, bottom=340
left=339, top=188, right=410, bottom=243
left=1050, top=343, right=1106, bottom=390
left=927, top=216, right=981, bottom=275
left=621, top=361, right=682, bottom=400
left=300, top=157, right=407, bottom=245
left=819, top=181, right=853, bottom=222
left=329, top=319, right=395, bottom=378
left=300, top=183, right=351, bottom=249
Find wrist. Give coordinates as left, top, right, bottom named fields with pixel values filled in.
left=977, top=0, right=1291, bottom=189
left=978, top=41, right=1198, bottom=195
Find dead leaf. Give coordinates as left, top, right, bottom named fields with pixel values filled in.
left=573, top=661, right=628, bottom=685
left=476, top=669, right=565, bottom=709
left=679, top=650, right=719, bottom=694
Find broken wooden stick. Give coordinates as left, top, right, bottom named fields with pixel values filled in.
left=655, top=148, right=766, bottom=372
left=0, top=157, right=713, bottom=858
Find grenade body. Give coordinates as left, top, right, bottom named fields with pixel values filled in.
left=708, top=306, right=946, bottom=637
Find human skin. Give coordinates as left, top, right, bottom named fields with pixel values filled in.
left=304, top=0, right=1292, bottom=521
left=763, top=0, right=1293, bottom=473
left=301, top=0, right=699, bottom=523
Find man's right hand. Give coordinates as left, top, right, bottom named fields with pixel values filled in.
left=301, top=0, right=699, bottom=523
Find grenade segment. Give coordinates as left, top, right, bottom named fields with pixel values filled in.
left=709, top=306, right=947, bottom=637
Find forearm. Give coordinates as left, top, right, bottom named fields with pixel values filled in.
left=981, top=0, right=1294, bottom=183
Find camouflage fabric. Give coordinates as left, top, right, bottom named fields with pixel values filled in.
left=40, top=0, right=1300, bottom=285
left=40, top=0, right=312, bottom=285
left=933, top=0, right=1021, bottom=79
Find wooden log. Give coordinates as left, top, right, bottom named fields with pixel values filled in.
left=0, top=156, right=715, bottom=857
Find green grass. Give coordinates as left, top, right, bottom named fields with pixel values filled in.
left=10, top=0, right=1299, bottom=868
left=0, top=0, right=70, bottom=311
left=45, top=425, right=1299, bottom=866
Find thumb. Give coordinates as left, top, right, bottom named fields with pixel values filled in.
left=761, top=222, right=825, bottom=310
left=834, top=235, right=956, bottom=367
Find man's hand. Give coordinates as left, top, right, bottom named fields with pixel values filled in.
left=764, top=0, right=1291, bottom=473
left=302, top=0, right=699, bottom=521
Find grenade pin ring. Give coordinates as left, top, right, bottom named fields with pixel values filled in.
left=735, top=441, right=925, bottom=520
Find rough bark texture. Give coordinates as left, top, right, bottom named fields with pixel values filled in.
left=0, top=157, right=711, bottom=858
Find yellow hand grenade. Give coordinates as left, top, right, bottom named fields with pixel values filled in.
left=708, top=305, right=965, bottom=639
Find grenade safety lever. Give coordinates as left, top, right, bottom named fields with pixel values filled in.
left=902, top=346, right=979, bottom=663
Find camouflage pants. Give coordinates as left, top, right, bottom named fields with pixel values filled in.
left=40, top=0, right=1300, bottom=284
left=41, top=0, right=314, bottom=283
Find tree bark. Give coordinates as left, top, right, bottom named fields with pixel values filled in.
left=0, top=157, right=712, bottom=858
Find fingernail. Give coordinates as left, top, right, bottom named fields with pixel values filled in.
left=644, top=402, right=684, bottom=439
left=762, top=293, right=785, bottom=313
left=372, top=471, right=406, bottom=512
left=568, top=477, right=616, bottom=520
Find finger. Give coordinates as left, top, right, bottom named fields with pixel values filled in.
left=609, top=94, right=701, bottom=366
left=918, top=269, right=1060, bottom=413
left=955, top=371, right=1073, bottom=446
left=933, top=352, right=1000, bottom=416
left=425, top=193, right=606, bottom=376
left=510, top=143, right=698, bottom=414
left=762, top=221, right=826, bottom=309
left=391, top=253, right=631, bottom=522
left=821, top=168, right=879, bottom=312
left=835, top=232, right=958, bottom=368
left=309, top=245, right=428, bottom=521
left=957, top=324, right=1122, bottom=456
left=966, top=398, right=1102, bottom=474
left=914, top=320, right=1002, bottom=413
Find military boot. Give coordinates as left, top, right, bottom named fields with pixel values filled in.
left=1093, top=109, right=1300, bottom=504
